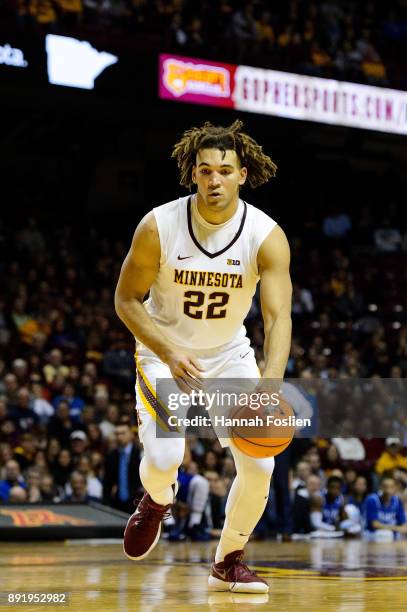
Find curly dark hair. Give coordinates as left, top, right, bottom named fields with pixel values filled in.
left=171, top=119, right=277, bottom=190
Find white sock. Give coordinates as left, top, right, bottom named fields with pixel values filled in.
left=215, top=526, right=250, bottom=563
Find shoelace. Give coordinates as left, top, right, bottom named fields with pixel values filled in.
left=229, top=560, right=258, bottom=583
left=136, top=496, right=172, bottom=521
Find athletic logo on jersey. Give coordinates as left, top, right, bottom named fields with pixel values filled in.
left=174, top=268, right=243, bottom=289
left=177, top=254, right=193, bottom=260
left=227, top=259, right=240, bottom=266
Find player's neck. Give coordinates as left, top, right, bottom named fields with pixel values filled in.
left=195, top=193, right=239, bottom=225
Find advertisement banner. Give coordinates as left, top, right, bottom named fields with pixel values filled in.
left=159, top=53, right=235, bottom=108
left=159, top=53, right=407, bottom=136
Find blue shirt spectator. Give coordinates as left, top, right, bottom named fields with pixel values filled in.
left=0, top=459, right=27, bottom=501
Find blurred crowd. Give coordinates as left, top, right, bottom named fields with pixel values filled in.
left=2, top=0, right=407, bottom=88
left=0, top=190, right=406, bottom=540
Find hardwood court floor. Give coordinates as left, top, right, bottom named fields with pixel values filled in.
left=1, top=539, right=407, bottom=612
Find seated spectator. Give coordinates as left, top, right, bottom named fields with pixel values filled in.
left=63, top=471, right=99, bottom=503
left=43, top=349, right=70, bottom=385
left=46, top=437, right=61, bottom=466
left=375, top=438, right=407, bottom=483
left=53, top=383, right=85, bottom=422
left=8, top=485, right=28, bottom=503
left=31, top=380, right=54, bottom=424
left=8, top=387, right=39, bottom=432
left=14, top=432, right=38, bottom=471
left=0, top=459, right=27, bottom=501
left=310, top=476, right=360, bottom=536
left=53, top=449, right=73, bottom=491
left=345, top=474, right=369, bottom=524
left=293, top=474, right=323, bottom=534
left=86, top=422, right=105, bottom=453
left=65, top=454, right=102, bottom=499
left=321, top=443, right=342, bottom=475
left=69, top=430, right=89, bottom=463
left=26, top=466, right=43, bottom=502
left=99, top=404, right=120, bottom=439
left=365, top=476, right=407, bottom=541
left=12, top=359, right=29, bottom=385
left=47, top=401, right=74, bottom=448
left=40, top=474, right=60, bottom=502
left=291, top=460, right=312, bottom=493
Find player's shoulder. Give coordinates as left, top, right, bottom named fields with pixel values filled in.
left=244, top=200, right=278, bottom=229
left=153, top=195, right=189, bottom=217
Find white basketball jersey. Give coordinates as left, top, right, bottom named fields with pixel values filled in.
left=143, top=195, right=277, bottom=350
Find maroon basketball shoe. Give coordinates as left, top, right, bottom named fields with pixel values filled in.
left=208, top=550, right=269, bottom=593
left=123, top=493, right=171, bottom=561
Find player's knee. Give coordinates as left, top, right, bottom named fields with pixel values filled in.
left=146, top=441, right=184, bottom=473
left=241, top=455, right=275, bottom=480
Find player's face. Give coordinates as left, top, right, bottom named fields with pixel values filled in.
left=192, top=148, right=247, bottom=212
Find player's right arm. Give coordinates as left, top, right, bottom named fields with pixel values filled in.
left=114, top=212, right=203, bottom=392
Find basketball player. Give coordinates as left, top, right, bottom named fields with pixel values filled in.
left=114, top=120, right=292, bottom=593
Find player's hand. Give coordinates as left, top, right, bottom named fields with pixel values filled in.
left=253, top=377, right=283, bottom=415
left=161, top=345, right=204, bottom=394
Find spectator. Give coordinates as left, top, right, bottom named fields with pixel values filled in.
left=293, top=474, right=323, bottom=534
left=40, top=474, right=60, bottom=502
left=53, top=449, right=73, bottom=491
left=365, top=476, right=407, bottom=541
left=169, top=460, right=210, bottom=542
left=43, top=349, right=70, bottom=385
left=65, top=454, right=102, bottom=499
left=69, top=430, right=89, bottom=463
left=310, top=476, right=348, bottom=535
left=99, top=404, right=120, bottom=439
left=47, top=401, right=74, bottom=448
left=53, top=383, right=85, bottom=422
left=31, top=380, right=54, bottom=423
left=14, top=432, right=38, bottom=471
left=26, top=467, right=43, bottom=502
left=9, top=485, right=28, bottom=503
left=291, top=460, right=312, bottom=492
left=8, top=387, right=39, bottom=432
left=375, top=438, right=407, bottom=481
left=63, top=471, right=99, bottom=503
left=103, top=423, right=141, bottom=513
left=0, top=459, right=27, bottom=501
left=346, top=475, right=368, bottom=514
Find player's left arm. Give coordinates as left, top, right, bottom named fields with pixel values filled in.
left=257, top=225, right=292, bottom=381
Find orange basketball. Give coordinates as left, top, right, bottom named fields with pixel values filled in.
left=229, top=396, right=295, bottom=458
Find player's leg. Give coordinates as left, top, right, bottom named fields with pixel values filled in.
left=123, top=354, right=185, bottom=561
left=208, top=344, right=273, bottom=592
left=208, top=445, right=274, bottom=592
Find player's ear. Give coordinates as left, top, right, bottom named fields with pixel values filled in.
left=239, top=166, right=247, bottom=185
left=192, top=166, right=197, bottom=184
